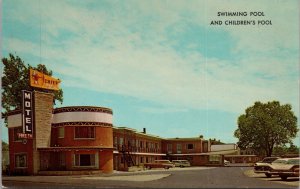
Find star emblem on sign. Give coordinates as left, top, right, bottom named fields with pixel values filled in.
left=32, top=71, right=42, bottom=84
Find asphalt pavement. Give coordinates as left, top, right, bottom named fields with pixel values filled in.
left=2, top=166, right=299, bottom=188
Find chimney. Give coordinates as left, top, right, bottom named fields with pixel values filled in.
left=143, top=128, right=146, bottom=134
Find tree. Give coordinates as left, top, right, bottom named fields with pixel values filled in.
left=2, top=53, right=63, bottom=115
left=273, top=143, right=299, bottom=156
left=2, top=141, right=9, bottom=151
left=209, top=138, right=224, bottom=145
left=234, top=101, right=298, bottom=157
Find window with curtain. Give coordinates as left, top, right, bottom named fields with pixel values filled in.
left=58, top=127, right=64, bottom=138
left=167, top=144, right=172, bottom=153
left=74, top=127, right=95, bottom=139
left=177, top=144, right=182, bottom=153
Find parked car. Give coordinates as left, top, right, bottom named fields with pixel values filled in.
left=254, top=157, right=280, bottom=177
left=224, top=160, right=230, bottom=166
left=172, top=160, right=191, bottom=167
left=144, top=160, right=175, bottom=169
left=268, top=157, right=300, bottom=180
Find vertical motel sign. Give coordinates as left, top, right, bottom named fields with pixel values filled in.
left=18, top=90, right=33, bottom=139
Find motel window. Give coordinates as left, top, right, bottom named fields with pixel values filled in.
left=58, top=127, right=64, bottom=138
left=140, top=141, right=143, bottom=148
left=177, top=144, right=182, bottom=153
left=114, top=137, right=118, bottom=147
left=74, top=154, right=96, bottom=167
left=15, top=154, right=27, bottom=168
left=136, top=139, right=139, bottom=147
left=119, top=137, right=124, bottom=146
left=13, top=127, right=23, bottom=141
left=209, top=155, right=221, bottom=162
left=74, top=127, right=95, bottom=139
left=167, top=144, right=172, bottom=153
left=187, top=144, right=194, bottom=150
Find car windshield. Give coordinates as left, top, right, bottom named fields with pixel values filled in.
left=261, top=157, right=278, bottom=163
left=287, top=159, right=300, bottom=165
left=156, top=160, right=169, bottom=163
left=272, top=159, right=288, bottom=164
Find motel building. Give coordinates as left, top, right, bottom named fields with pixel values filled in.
left=6, top=90, right=257, bottom=176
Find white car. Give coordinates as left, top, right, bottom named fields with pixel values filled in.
left=268, top=157, right=300, bottom=180
left=254, top=157, right=280, bottom=177
left=172, top=160, right=191, bottom=167
left=224, top=160, right=230, bottom=166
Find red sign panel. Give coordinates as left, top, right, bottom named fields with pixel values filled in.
left=17, top=133, right=33, bottom=139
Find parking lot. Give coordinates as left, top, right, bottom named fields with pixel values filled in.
left=244, top=169, right=299, bottom=187
left=3, top=167, right=299, bottom=188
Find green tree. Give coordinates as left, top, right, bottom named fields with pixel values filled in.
left=2, top=53, right=63, bottom=114
left=273, top=143, right=299, bottom=156
left=2, top=141, right=9, bottom=151
left=209, top=138, right=224, bottom=145
left=234, top=101, right=298, bottom=157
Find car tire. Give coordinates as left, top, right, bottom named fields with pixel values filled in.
left=280, top=176, right=288, bottom=181
left=265, top=173, right=272, bottom=178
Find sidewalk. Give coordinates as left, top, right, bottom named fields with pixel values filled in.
left=2, top=173, right=171, bottom=183
left=2, top=167, right=215, bottom=184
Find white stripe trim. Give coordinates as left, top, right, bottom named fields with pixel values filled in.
left=52, top=112, right=113, bottom=124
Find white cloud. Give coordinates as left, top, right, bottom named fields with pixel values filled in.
left=3, top=0, right=299, bottom=116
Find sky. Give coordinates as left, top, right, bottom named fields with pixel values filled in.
left=1, top=0, right=299, bottom=145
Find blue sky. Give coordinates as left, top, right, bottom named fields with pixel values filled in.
left=1, top=0, right=299, bottom=145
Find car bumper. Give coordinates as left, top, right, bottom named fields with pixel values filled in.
left=276, top=171, right=299, bottom=177
left=269, top=171, right=298, bottom=176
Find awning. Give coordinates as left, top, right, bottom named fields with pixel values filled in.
left=169, top=150, right=239, bottom=156
left=38, top=147, right=114, bottom=151
left=202, top=150, right=239, bottom=155
left=113, top=151, right=166, bottom=156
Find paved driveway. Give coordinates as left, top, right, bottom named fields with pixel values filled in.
left=3, top=167, right=299, bottom=188
left=244, top=169, right=299, bottom=187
